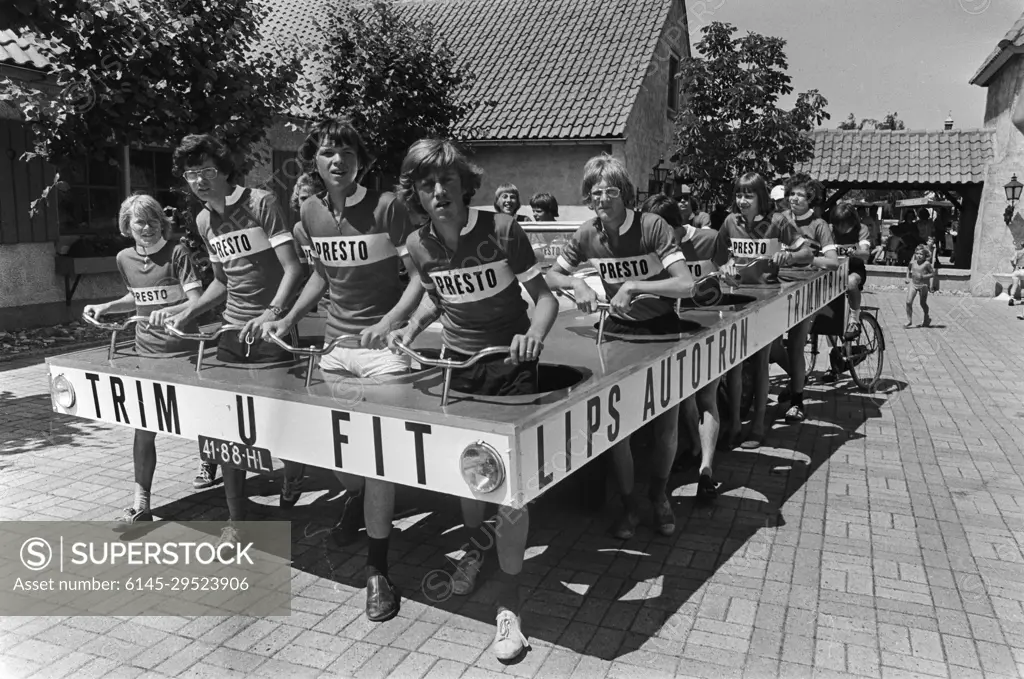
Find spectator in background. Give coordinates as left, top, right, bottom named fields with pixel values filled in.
left=858, top=206, right=881, bottom=247
left=529, top=192, right=559, bottom=221
left=771, top=185, right=787, bottom=213
left=290, top=172, right=324, bottom=275
left=916, top=208, right=934, bottom=242
left=673, top=183, right=711, bottom=229
left=494, top=183, right=529, bottom=222
left=1008, top=240, right=1024, bottom=306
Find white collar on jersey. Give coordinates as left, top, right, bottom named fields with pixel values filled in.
left=137, top=238, right=168, bottom=256
left=599, top=209, right=634, bottom=235
left=794, top=209, right=814, bottom=221
left=429, top=208, right=479, bottom=241
left=345, top=184, right=367, bottom=207
left=678, top=224, right=697, bottom=243
left=223, top=184, right=245, bottom=206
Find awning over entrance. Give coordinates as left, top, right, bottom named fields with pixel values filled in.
left=796, top=129, right=995, bottom=189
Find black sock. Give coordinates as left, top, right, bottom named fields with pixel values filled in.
left=790, top=392, right=804, bottom=407
left=649, top=475, right=669, bottom=501
left=367, top=536, right=390, bottom=579
left=623, top=493, right=640, bottom=515
left=495, top=570, right=522, bottom=614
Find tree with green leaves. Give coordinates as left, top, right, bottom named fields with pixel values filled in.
left=670, top=22, right=829, bottom=207
left=309, top=0, right=479, bottom=185
left=837, top=112, right=906, bottom=130
left=0, top=0, right=302, bottom=211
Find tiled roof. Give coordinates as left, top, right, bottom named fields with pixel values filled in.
left=260, top=0, right=673, bottom=140
left=969, top=10, right=1024, bottom=86
left=0, top=29, right=51, bottom=71
left=5, top=0, right=674, bottom=141
left=795, top=129, right=995, bottom=185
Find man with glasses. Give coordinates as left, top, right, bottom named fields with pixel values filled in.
left=545, top=155, right=698, bottom=539
left=167, top=134, right=306, bottom=541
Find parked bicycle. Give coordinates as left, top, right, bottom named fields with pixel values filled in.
left=804, top=304, right=886, bottom=392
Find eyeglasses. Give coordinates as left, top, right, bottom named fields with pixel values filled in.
left=589, top=187, right=621, bottom=201
left=182, top=167, right=219, bottom=183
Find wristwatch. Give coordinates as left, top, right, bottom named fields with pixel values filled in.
left=267, top=305, right=285, bottom=319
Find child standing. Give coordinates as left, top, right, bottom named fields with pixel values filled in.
left=393, top=139, right=559, bottom=661
left=84, top=195, right=203, bottom=530
left=906, top=244, right=934, bottom=327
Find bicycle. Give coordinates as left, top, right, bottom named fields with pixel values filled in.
left=804, top=304, right=886, bottom=392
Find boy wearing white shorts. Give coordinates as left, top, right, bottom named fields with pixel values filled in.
left=262, top=117, right=422, bottom=622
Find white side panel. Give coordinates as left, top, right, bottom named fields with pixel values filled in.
left=513, top=262, right=849, bottom=503
left=46, top=370, right=514, bottom=505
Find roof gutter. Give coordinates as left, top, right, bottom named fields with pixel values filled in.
left=0, top=63, right=52, bottom=84
left=461, top=137, right=624, bottom=147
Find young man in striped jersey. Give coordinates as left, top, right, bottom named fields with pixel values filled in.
left=546, top=158, right=699, bottom=537
left=262, top=118, right=422, bottom=622
left=168, top=134, right=306, bottom=544
left=392, top=139, right=559, bottom=661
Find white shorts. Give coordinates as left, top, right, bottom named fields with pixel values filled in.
left=319, top=345, right=411, bottom=378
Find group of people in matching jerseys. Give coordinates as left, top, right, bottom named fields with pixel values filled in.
left=83, top=117, right=871, bottom=661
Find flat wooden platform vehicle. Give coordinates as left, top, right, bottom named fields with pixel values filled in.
left=46, top=263, right=847, bottom=508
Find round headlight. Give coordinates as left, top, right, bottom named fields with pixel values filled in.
left=51, top=374, right=76, bottom=409
left=460, top=441, right=506, bottom=494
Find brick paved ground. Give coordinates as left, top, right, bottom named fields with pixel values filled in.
left=1, top=290, right=1023, bottom=679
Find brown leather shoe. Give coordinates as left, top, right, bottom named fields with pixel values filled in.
left=365, top=574, right=400, bottom=622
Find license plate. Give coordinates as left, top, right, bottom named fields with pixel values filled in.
left=198, top=435, right=274, bottom=473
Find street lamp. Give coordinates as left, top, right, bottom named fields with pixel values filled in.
left=647, top=158, right=672, bottom=198
left=1004, top=174, right=1023, bottom=225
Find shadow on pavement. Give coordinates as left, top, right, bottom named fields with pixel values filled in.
left=0, top=392, right=102, bottom=457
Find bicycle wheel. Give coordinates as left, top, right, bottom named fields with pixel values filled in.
left=845, top=313, right=884, bottom=392
left=804, top=333, right=819, bottom=375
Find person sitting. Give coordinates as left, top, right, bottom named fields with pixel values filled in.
left=529, top=192, right=559, bottom=221
left=494, top=183, right=529, bottom=222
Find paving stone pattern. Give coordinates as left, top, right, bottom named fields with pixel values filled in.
left=1, top=291, right=1022, bottom=678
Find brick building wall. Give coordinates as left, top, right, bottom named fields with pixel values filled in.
left=623, top=0, right=689, bottom=196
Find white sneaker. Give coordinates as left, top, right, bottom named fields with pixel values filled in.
left=218, top=522, right=243, bottom=548
left=492, top=610, right=529, bottom=661
left=451, top=552, right=483, bottom=596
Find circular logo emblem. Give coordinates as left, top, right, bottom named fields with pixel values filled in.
left=20, top=538, right=53, bottom=571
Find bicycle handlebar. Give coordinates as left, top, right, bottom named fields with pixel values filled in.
left=163, top=323, right=246, bottom=342
left=392, top=339, right=513, bottom=406
left=81, top=313, right=150, bottom=332
left=555, top=288, right=663, bottom=311
left=266, top=332, right=362, bottom=356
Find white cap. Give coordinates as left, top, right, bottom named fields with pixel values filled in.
left=770, top=185, right=786, bottom=201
